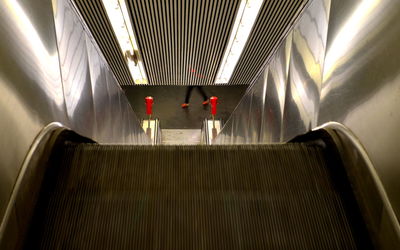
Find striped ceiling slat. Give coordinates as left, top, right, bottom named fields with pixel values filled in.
left=72, top=0, right=308, bottom=86
left=229, top=0, right=308, bottom=85
left=126, top=0, right=241, bottom=85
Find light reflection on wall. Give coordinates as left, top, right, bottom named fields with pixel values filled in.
left=5, top=0, right=64, bottom=106
left=323, top=0, right=381, bottom=81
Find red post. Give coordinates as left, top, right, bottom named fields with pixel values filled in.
left=145, top=96, right=153, bottom=115
left=210, top=96, right=218, bottom=116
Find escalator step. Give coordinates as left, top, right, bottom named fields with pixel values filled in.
left=24, top=144, right=371, bottom=249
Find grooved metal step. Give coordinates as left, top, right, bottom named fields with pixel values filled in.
left=24, top=143, right=371, bottom=249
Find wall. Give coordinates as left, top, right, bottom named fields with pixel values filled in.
left=319, top=0, right=400, bottom=220
left=0, top=0, right=149, bottom=226
left=214, top=0, right=400, bottom=219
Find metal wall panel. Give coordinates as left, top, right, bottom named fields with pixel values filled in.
left=55, top=0, right=96, bottom=138
left=86, top=35, right=114, bottom=142
left=235, top=94, right=253, bottom=144
left=281, top=0, right=330, bottom=141
left=214, top=33, right=291, bottom=145
left=215, top=0, right=330, bottom=144
left=247, top=70, right=268, bottom=143
left=83, top=23, right=149, bottom=144
left=0, top=0, right=150, bottom=226
left=0, top=0, right=69, bottom=223
left=216, top=0, right=400, bottom=221
left=56, top=0, right=148, bottom=145
left=214, top=88, right=253, bottom=144
left=318, top=0, right=400, bottom=218
left=261, top=33, right=292, bottom=143
left=106, top=71, right=122, bottom=141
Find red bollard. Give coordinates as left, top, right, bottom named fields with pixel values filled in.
left=145, top=96, right=154, bottom=116
left=145, top=96, right=154, bottom=129
left=210, top=96, right=218, bottom=128
left=210, top=96, right=218, bottom=116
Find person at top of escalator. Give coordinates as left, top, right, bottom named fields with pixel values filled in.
left=181, top=86, right=209, bottom=108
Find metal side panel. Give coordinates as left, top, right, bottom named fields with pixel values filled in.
left=106, top=71, right=122, bottom=141
left=85, top=35, right=113, bottom=143
left=80, top=9, right=150, bottom=144
left=260, top=32, right=292, bottom=143
left=0, top=0, right=68, bottom=222
left=248, top=69, right=268, bottom=143
left=319, top=0, right=400, bottom=218
left=281, top=0, right=330, bottom=141
left=213, top=116, right=233, bottom=145
left=232, top=94, right=252, bottom=144
left=312, top=123, right=400, bottom=249
left=54, top=0, right=96, bottom=138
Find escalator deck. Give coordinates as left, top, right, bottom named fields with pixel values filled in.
left=24, top=142, right=372, bottom=249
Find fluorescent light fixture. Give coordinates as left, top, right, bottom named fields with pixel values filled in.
left=215, top=0, right=263, bottom=84
left=102, top=0, right=148, bottom=84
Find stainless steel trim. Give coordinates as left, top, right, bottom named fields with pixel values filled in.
left=141, top=118, right=161, bottom=145
left=0, top=122, right=68, bottom=241
left=201, top=119, right=222, bottom=145
left=314, top=121, right=400, bottom=248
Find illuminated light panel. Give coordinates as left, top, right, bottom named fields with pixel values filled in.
left=215, top=0, right=264, bottom=84
left=102, top=0, right=148, bottom=84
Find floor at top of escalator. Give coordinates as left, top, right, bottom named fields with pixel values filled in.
left=123, top=85, right=247, bottom=129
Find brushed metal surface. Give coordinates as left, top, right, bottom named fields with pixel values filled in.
left=86, top=34, right=113, bottom=142
left=216, top=0, right=400, bottom=221
left=204, top=119, right=222, bottom=145
left=248, top=71, right=268, bottom=143
left=106, top=72, right=122, bottom=141
left=214, top=33, right=292, bottom=145
left=233, top=94, right=252, bottom=144
left=261, top=33, right=292, bottom=143
left=0, top=0, right=69, bottom=222
left=0, top=0, right=149, bottom=228
left=57, top=0, right=148, bottom=145
left=319, top=0, right=400, bottom=218
left=55, top=0, right=96, bottom=138
left=281, top=0, right=330, bottom=141
left=314, top=122, right=400, bottom=248
left=0, top=123, right=66, bottom=247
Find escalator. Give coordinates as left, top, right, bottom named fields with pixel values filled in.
left=18, top=130, right=377, bottom=249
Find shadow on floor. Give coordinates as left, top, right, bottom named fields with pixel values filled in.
left=123, top=85, right=248, bottom=129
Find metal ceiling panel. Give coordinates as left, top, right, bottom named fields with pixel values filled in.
left=72, top=0, right=308, bottom=86
left=126, top=0, right=241, bottom=85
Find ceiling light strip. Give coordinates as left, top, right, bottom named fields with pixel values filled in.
left=215, top=0, right=264, bottom=84
left=101, top=0, right=148, bottom=84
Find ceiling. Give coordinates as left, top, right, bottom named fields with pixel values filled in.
left=73, top=0, right=308, bottom=86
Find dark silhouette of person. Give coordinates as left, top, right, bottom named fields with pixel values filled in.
left=181, top=86, right=209, bottom=108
